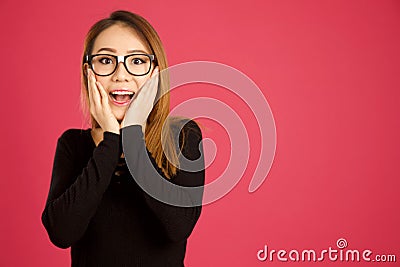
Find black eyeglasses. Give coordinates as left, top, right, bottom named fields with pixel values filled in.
left=85, top=53, right=155, bottom=76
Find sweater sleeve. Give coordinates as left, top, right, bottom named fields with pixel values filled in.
left=122, top=120, right=205, bottom=243
left=41, top=130, right=120, bottom=249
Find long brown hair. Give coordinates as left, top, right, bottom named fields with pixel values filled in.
left=81, top=10, right=180, bottom=179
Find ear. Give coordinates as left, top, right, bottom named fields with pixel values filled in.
left=83, top=63, right=89, bottom=76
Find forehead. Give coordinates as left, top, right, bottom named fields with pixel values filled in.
left=92, top=24, right=150, bottom=53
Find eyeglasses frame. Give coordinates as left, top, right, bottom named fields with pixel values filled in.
left=85, top=53, right=156, bottom=77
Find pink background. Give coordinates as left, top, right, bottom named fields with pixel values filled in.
left=1, top=0, right=399, bottom=266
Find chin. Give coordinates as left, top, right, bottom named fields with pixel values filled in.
left=112, top=110, right=126, bottom=123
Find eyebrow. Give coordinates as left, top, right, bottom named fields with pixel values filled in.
left=95, top=47, right=150, bottom=54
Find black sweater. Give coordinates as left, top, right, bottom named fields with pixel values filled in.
left=41, top=121, right=204, bottom=267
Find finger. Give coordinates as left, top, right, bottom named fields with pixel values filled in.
left=87, top=71, right=93, bottom=106
left=150, top=75, right=159, bottom=105
left=145, top=69, right=159, bottom=94
left=149, top=67, right=159, bottom=91
left=88, top=69, right=101, bottom=107
left=149, top=70, right=159, bottom=95
left=96, top=81, right=109, bottom=105
left=87, top=70, right=96, bottom=110
left=152, top=66, right=159, bottom=77
left=148, top=74, right=158, bottom=96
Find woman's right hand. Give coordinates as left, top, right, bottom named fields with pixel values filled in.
left=87, top=68, right=120, bottom=135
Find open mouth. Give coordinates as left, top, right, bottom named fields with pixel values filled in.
left=109, top=90, right=135, bottom=106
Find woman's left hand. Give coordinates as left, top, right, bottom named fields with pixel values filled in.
left=121, top=67, right=159, bottom=132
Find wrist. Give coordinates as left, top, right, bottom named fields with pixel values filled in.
left=104, top=125, right=120, bottom=135
left=108, top=128, right=120, bottom=135
left=121, top=120, right=144, bottom=129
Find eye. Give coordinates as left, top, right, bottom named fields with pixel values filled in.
left=99, top=57, right=114, bottom=65
left=131, top=57, right=145, bottom=65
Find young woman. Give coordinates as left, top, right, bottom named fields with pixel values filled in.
left=41, top=10, right=205, bottom=266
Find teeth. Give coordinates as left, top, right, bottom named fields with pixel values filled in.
left=111, top=91, right=134, bottom=95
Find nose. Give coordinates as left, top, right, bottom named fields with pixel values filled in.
left=112, top=62, right=131, bottom=82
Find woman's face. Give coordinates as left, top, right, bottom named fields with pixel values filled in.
left=91, top=24, right=154, bottom=122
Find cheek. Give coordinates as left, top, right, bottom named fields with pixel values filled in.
left=135, top=77, right=146, bottom=87
left=137, top=75, right=153, bottom=88
left=95, top=76, right=110, bottom=87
